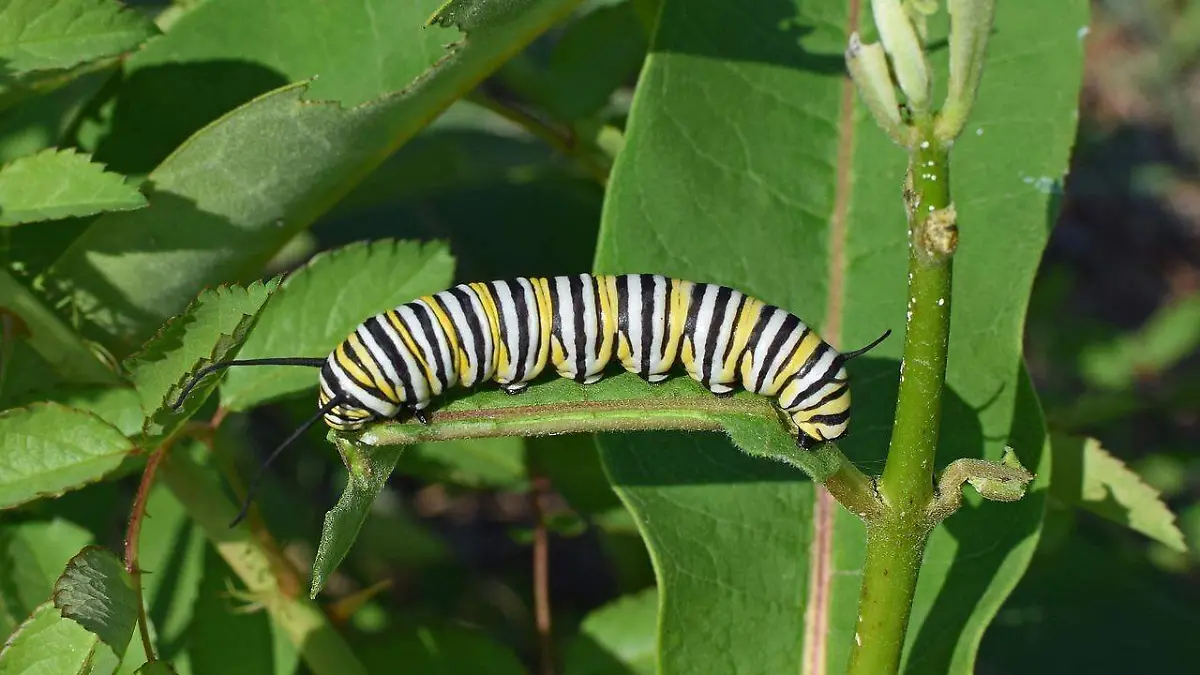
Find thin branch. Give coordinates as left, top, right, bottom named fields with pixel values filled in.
left=124, top=444, right=167, bottom=664
left=355, top=393, right=882, bottom=518
left=530, top=473, right=555, bottom=675
left=466, top=90, right=612, bottom=186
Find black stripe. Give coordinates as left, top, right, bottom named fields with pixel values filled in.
left=411, top=303, right=449, bottom=391
left=639, top=274, right=655, bottom=376
left=793, top=341, right=832, bottom=385
left=718, top=293, right=749, bottom=377
left=683, top=283, right=704, bottom=347
left=659, top=277, right=673, bottom=366
left=755, top=312, right=801, bottom=392
left=430, top=293, right=466, bottom=384
left=451, top=287, right=488, bottom=385
left=572, top=275, right=588, bottom=382
left=799, top=383, right=849, bottom=412
left=741, top=306, right=774, bottom=375
left=616, top=275, right=630, bottom=360
left=320, top=362, right=346, bottom=401
left=701, top=285, right=734, bottom=385
left=806, top=411, right=850, bottom=427
left=511, top=279, right=532, bottom=382
left=365, top=317, right=415, bottom=402
left=488, top=280, right=513, bottom=380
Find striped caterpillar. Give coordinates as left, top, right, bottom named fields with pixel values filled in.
left=174, top=274, right=890, bottom=522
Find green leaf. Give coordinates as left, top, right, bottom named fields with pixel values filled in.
left=49, top=0, right=583, bottom=358
left=0, top=601, right=100, bottom=674
left=0, top=0, right=158, bottom=74
left=0, top=402, right=134, bottom=509
left=219, top=239, right=455, bottom=411
left=0, top=148, right=145, bottom=226
left=0, top=269, right=121, bottom=386
left=0, top=518, right=93, bottom=638
left=52, top=546, right=137, bottom=660
left=593, top=1, right=1086, bottom=673
left=3, top=385, right=144, bottom=437
left=124, top=280, right=278, bottom=441
left=311, top=435, right=407, bottom=598
left=564, top=588, right=658, bottom=675
left=1050, top=434, right=1186, bottom=552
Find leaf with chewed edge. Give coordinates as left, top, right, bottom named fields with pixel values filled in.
left=220, top=239, right=454, bottom=411
left=52, top=546, right=138, bottom=660
left=0, top=148, right=146, bottom=226
left=45, top=0, right=584, bottom=358
left=1051, top=434, right=1186, bottom=552
left=0, top=403, right=134, bottom=509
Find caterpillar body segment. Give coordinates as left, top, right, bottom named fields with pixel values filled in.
left=319, top=273, right=871, bottom=447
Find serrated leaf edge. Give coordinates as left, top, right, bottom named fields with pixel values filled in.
left=51, top=545, right=135, bottom=660
left=0, top=401, right=137, bottom=510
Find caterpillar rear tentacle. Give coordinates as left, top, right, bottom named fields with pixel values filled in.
left=173, top=273, right=892, bottom=527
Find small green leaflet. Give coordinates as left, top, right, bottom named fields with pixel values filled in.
left=0, top=0, right=158, bottom=74
left=0, top=148, right=146, bottom=225
left=52, top=546, right=138, bottom=661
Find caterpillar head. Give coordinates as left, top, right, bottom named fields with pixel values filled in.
left=793, top=329, right=892, bottom=449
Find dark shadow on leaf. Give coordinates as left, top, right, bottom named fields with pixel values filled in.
left=88, top=60, right=288, bottom=176
left=42, top=189, right=279, bottom=357
left=563, top=631, right=648, bottom=675
left=648, top=0, right=845, bottom=74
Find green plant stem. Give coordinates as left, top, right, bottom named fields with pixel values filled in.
left=159, top=447, right=368, bottom=675
left=357, top=397, right=881, bottom=518
left=847, top=135, right=953, bottom=675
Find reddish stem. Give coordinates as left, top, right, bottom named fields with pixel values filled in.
left=124, top=445, right=166, bottom=663
left=530, top=474, right=555, bottom=675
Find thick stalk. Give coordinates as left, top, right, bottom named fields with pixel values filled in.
left=846, top=135, right=953, bottom=674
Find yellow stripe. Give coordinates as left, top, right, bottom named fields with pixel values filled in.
left=665, top=279, right=690, bottom=372
left=385, top=310, right=437, bottom=385
left=531, top=277, right=553, bottom=376
left=422, top=296, right=463, bottom=383
left=594, top=275, right=616, bottom=368
left=347, top=334, right=398, bottom=402
left=470, top=282, right=507, bottom=376
left=334, top=344, right=375, bottom=389
left=723, top=298, right=764, bottom=383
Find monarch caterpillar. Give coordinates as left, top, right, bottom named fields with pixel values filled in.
left=173, top=274, right=890, bottom=524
